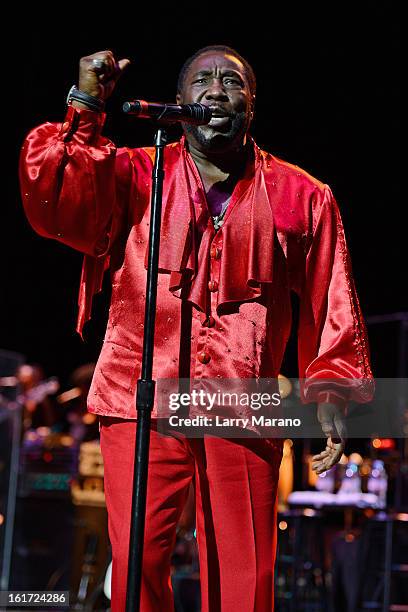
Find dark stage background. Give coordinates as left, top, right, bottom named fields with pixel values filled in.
left=2, top=4, right=405, bottom=387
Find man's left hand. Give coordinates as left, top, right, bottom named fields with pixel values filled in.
left=312, top=402, right=347, bottom=474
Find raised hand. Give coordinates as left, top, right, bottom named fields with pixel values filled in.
left=73, top=50, right=131, bottom=108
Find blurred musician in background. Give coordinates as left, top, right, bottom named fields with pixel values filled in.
left=16, top=363, right=59, bottom=431
left=57, top=363, right=99, bottom=442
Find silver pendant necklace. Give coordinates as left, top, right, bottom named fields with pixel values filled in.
left=212, top=197, right=231, bottom=231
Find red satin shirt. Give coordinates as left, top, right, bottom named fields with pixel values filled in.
left=19, top=106, right=374, bottom=419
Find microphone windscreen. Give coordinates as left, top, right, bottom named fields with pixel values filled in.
left=188, top=104, right=213, bottom=124
left=122, top=100, right=142, bottom=114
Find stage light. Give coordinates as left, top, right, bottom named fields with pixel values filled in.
left=361, top=464, right=371, bottom=476
left=60, top=435, right=74, bottom=447
left=278, top=521, right=288, bottom=530
left=372, top=438, right=395, bottom=449
left=37, top=427, right=50, bottom=437
left=303, top=508, right=317, bottom=517
left=349, top=453, right=363, bottom=465
left=83, top=413, right=97, bottom=425
left=0, top=514, right=4, bottom=525
left=381, top=439, right=395, bottom=449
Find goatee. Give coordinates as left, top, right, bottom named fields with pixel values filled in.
left=183, top=111, right=249, bottom=153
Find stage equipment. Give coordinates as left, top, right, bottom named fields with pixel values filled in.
left=10, top=496, right=74, bottom=592
left=10, top=429, right=76, bottom=591
left=0, top=349, right=24, bottom=591
left=18, top=430, right=78, bottom=498
left=283, top=494, right=397, bottom=611
left=277, top=377, right=294, bottom=508
left=366, top=311, right=408, bottom=511
left=357, top=512, right=408, bottom=610
left=278, top=439, right=294, bottom=508
left=70, top=441, right=109, bottom=610
left=276, top=508, right=328, bottom=612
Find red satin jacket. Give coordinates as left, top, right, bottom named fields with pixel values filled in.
left=19, top=106, right=374, bottom=419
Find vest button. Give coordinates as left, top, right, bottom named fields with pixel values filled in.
left=197, top=350, right=211, bottom=364
left=208, top=280, right=219, bottom=292
left=210, top=245, right=222, bottom=260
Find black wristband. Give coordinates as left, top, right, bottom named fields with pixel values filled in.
left=66, top=85, right=105, bottom=113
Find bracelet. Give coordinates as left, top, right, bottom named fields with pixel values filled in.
left=66, top=85, right=105, bottom=112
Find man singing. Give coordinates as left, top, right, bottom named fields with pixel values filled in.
left=19, top=45, right=373, bottom=611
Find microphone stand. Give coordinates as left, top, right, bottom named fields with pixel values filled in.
left=125, top=125, right=167, bottom=612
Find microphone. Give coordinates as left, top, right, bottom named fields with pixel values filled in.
left=122, top=99, right=212, bottom=125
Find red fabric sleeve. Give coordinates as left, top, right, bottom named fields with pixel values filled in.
left=19, top=106, right=121, bottom=257
left=298, top=186, right=374, bottom=406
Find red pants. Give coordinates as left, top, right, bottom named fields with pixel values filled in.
left=99, top=417, right=283, bottom=612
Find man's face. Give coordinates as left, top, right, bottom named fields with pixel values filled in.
left=176, top=51, right=254, bottom=154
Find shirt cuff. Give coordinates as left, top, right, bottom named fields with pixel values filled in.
left=59, top=105, right=107, bottom=144
left=316, top=391, right=348, bottom=408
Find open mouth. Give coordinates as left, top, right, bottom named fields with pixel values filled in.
left=206, top=107, right=233, bottom=128
left=208, top=115, right=230, bottom=125
left=207, top=106, right=231, bottom=118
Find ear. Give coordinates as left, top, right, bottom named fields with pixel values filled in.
left=176, top=93, right=182, bottom=104
left=249, top=95, right=256, bottom=120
